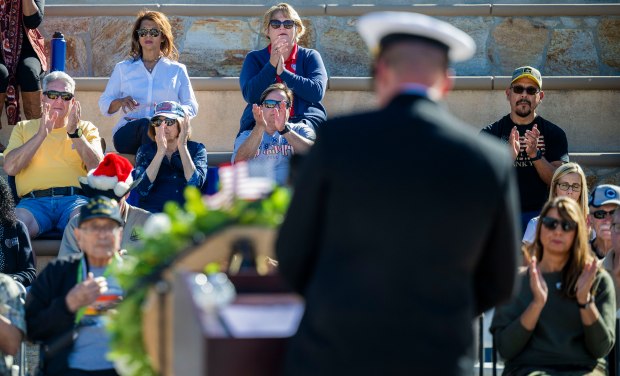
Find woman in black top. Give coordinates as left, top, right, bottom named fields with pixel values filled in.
left=0, top=177, right=36, bottom=286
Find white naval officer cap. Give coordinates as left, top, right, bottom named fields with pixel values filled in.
left=356, top=11, right=476, bottom=62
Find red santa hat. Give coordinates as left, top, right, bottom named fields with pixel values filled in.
left=79, top=154, right=136, bottom=199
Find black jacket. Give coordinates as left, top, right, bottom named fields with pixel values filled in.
left=276, top=94, right=521, bottom=376
left=25, top=254, right=82, bottom=376
left=0, top=220, right=36, bottom=286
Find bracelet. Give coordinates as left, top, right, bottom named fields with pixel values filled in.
left=278, top=124, right=291, bottom=135
left=577, top=295, right=595, bottom=309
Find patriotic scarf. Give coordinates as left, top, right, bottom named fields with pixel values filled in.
left=268, top=43, right=298, bottom=117
left=0, top=0, right=24, bottom=125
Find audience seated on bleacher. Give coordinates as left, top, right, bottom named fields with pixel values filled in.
left=0, top=273, right=26, bottom=374
left=3, top=71, right=104, bottom=239
left=0, top=177, right=36, bottom=287
left=238, top=2, right=327, bottom=135
left=133, top=101, right=207, bottom=213
left=59, top=153, right=151, bottom=259
left=491, top=197, right=616, bottom=376
left=99, top=10, right=198, bottom=155
left=523, top=162, right=589, bottom=246
left=232, top=83, right=315, bottom=185
left=26, top=196, right=125, bottom=376
left=480, top=66, right=569, bottom=233
left=589, top=184, right=620, bottom=259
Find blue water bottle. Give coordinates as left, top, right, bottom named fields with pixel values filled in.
left=50, top=32, right=66, bottom=72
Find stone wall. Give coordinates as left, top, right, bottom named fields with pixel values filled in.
left=37, top=11, right=620, bottom=79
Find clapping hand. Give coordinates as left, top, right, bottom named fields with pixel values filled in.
left=155, top=124, right=167, bottom=154
left=39, top=102, right=57, bottom=137
left=274, top=101, right=287, bottom=132
left=576, top=259, right=598, bottom=306
left=270, top=35, right=290, bottom=70
left=178, top=114, right=190, bottom=147
left=252, top=104, right=267, bottom=129
left=524, top=124, right=540, bottom=159
left=508, top=126, right=521, bottom=160
left=529, top=256, right=548, bottom=306
left=66, top=100, right=81, bottom=134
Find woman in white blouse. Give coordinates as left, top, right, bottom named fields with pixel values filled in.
left=99, top=10, right=198, bottom=154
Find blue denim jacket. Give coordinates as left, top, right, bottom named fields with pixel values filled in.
left=133, top=141, right=208, bottom=213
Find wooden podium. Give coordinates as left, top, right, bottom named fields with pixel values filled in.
left=172, top=273, right=303, bottom=376
left=140, top=226, right=303, bottom=376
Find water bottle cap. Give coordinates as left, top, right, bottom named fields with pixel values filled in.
left=53, top=31, right=64, bottom=39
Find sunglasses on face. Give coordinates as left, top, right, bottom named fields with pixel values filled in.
left=269, top=20, right=295, bottom=29
left=557, top=182, right=581, bottom=192
left=541, top=216, right=577, bottom=232
left=43, top=90, right=74, bottom=101
left=592, top=209, right=616, bottom=220
left=151, top=118, right=177, bottom=127
left=136, top=28, right=161, bottom=38
left=511, top=85, right=540, bottom=95
left=262, top=99, right=291, bottom=109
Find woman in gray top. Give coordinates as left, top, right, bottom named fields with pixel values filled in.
left=491, top=196, right=616, bottom=376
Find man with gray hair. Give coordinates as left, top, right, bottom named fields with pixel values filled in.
left=4, top=71, right=103, bottom=238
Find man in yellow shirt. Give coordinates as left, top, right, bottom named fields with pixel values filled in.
left=4, top=71, right=103, bottom=238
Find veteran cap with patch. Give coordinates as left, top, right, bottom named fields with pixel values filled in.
left=356, top=11, right=476, bottom=62
left=79, top=195, right=124, bottom=226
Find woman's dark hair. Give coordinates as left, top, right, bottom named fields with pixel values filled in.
left=0, top=177, right=17, bottom=226
left=130, top=10, right=179, bottom=61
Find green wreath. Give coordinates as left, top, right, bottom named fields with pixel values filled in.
left=107, top=186, right=290, bottom=375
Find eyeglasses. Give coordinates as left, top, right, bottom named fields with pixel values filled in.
left=269, top=20, right=295, bottom=29
left=43, top=90, right=74, bottom=101
left=541, top=216, right=577, bottom=232
left=152, top=118, right=177, bottom=127
left=80, top=225, right=121, bottom=235
left=592, top=209, right=616, bottom=220
left=261, top=99, right=291, bottom=109
left=511, top=85, right=540, bottom=95
left=557, top=182, right=581, bottom=192
left=136, top=28, right=161, bottom=38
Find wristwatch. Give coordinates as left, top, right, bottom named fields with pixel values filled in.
left=67, top=127, right=83, bottom=139
left=278, top=124, right=291, bottom=136
left=577, top=295, right=595, bottom=309
left=529, top=149, right=543, bottom=162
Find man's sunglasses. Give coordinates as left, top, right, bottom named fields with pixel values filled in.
left=269, top=20, right=295, bottom=29
left=556, top=182, right=581, bottom=192
left=511, top=85, right=540, bottom=95
left=43, top=90, right=74, bottom=101
left=261, top=99, right=291, bottom=109
left=151, top=118, right=177, bottom=127
left=541, top=216, right=577, bottom=232
left=592, top=209, right=616, bottom=220
left=136, top=28, right=161, bottom=38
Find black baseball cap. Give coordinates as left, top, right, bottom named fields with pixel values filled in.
left=79, top=196, right=124, bottom=226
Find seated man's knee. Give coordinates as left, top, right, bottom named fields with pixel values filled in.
left=15, top=207, right=40, bottom=238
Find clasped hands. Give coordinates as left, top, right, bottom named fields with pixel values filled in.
left=508, top=124, right=541, bottom=160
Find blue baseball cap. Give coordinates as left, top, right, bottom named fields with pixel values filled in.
left=151, top=101, right=185, bottom=121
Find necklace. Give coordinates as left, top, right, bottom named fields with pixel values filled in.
left=143, top=55, right=162, bottom=73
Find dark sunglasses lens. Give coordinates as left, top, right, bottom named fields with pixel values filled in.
left=561, top=221, right=576, bottom=231
left=262, top=100, right=278, bottom=108
left=593, top=210, right=614, bottom=219
left=44, top=91, right=59, bottom=100
left=283, top=20, right=295, bottom=29
left=149, top=29, right=161, bottom=37
left=512, top=86, right=524, bottom=94
left=269, top=20, right=282, bottom=29
left=44, top=91, right=72, bottom=101
left=526, top=87, right=538, bottom=95
left=542, top=217, right=558, bottom=230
